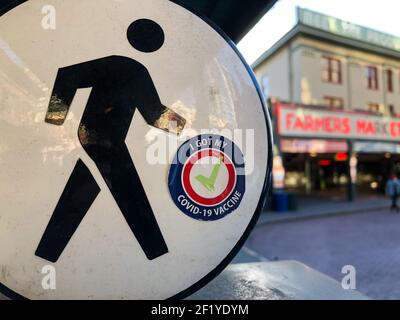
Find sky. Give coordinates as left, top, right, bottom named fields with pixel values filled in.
left=238, top=0, right=400, bottom=65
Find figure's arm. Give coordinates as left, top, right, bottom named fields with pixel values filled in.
left=136, top=68, right=186, bottom=135
left=45, top=62, right=96, bottom=125
left=45, top=66, right=79, bottom=125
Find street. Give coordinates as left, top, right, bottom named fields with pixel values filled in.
left=248, top=209, right=400, bottom=300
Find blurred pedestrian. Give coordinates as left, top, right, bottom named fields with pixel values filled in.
left=386, top=175, right=400, bottom=212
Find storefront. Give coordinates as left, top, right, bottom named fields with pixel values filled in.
left=272, top=101, right=400, bottom=200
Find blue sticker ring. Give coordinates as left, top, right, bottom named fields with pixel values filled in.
left=168, top=134, right=245, bottom=221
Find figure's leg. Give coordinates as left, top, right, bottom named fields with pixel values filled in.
left=93, top=143, right=168, bottom=260
left=35, top=159, right=100, bottom=262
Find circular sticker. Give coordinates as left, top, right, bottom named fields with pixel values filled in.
left=169, top=135, right=245, bottom=221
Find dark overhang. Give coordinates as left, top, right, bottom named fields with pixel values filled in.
left=172, top=0, right=278, bottom=43
left=1, top=0, right=278, bottom=44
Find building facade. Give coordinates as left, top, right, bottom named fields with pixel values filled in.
left=253, top=8, right=400, bottom=199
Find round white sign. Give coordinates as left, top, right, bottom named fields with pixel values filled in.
left=0, top=0, right=272, bottom=299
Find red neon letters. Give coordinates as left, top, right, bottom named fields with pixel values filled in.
left=283, top=110, right=400, bottom=139
left=285, top=112, right=350, bottom=135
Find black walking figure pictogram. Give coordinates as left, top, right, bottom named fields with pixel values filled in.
left=35, top=19, right=186, bottom=263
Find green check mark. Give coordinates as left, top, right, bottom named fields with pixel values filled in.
left=195, top=156, right=223, bottom=192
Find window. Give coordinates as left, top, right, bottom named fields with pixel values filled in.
left=366, top=66, right=379, bottom=90
left=323, top=96, right=344, bottom=109
left=322, top=56, right=342, bottom=84
left=368, top=103, right=380, bottom=114
left=389, top=105, right=396, bottom=117
left=386, top=69, right=393, bottom=92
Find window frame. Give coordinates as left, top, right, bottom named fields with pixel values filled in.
left=386, top=68, right=393, bottom=93
left=368, top=103, right=381, bottom=114
left=389, top=104, right=396, bottom=117
left=322, top=56, right=342, bottom=85
left=366, top=66, right=379, bottom=90
left=323, top=96, right=344, bottom=109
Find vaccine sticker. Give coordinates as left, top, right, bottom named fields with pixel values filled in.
left=169, top=135, right=245, bottom=221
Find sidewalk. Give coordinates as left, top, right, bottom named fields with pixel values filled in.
left=232, top=195, right=389, bottom=265
left=231, top=246, right=269, bottom=264
left=258, top=194, right=389, bottom=225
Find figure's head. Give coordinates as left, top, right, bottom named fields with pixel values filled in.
left=127, top=19, right=165, bottom=53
